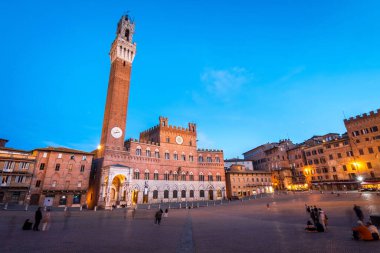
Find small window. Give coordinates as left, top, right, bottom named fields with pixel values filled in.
left=43, top=152, right=47, bottom=158
left=368, top=147, right=374, bottom=154
left=359, top=149, right=364, bottom=155
left=367, top=162, right=373, bottom=169
left=173, top=190, right=178, bottom=198
left=200, top=190, right=205, bottom=198
left=55, top=164, right=60, bottom=171
left=82, top=155, right=87, bottom=161
left=136, top=148, right=142, bottom=156
left=52, top=180, right=57, bottom=187
left=190, top=190, right=194, bottom=198
left=134, top=171, right=140, bottom=180
left=70, top=155, right=75, bottom=160
left=164, top=190, right=169, bottom=199
left=80, top=165, right=85, bottom=172
left=153, top=190, right=158, bottom=199
left=154, top=171, right=159, bottom=180
left=35, top=180, right=41, bottom=188
left=155, top=151, right=160, bottom=158
left=144, top=171, right=150, bottom=180
left=77, top=181, right=82, bottom=187
left=181, top=190, right=186, bottom=198
left=342, top=165, right=347, bottom=171
left=58, top=153, right=63, bottom=159
left=165, top=152, right=170, bottom=160
left=39, top=163, right=45, bottom=170
left=68, top=164, right=73, bottom=172
left=164, top=172, right=169, bottom=181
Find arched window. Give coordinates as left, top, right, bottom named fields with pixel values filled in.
left=181, top=172, right=186, bottom=181
left=164, top=171, right=169, bottom=181
left=190, top=190, right=194, bottom=198
left=144, top=170, right=150, bottom=180
left=181, top=153, right=186, bottom=161
left=199, top=173, right=204, bottom=182
left=189, top=172, right=194, bottom=181
left=173, top=190, right=178, bottom=198
left=206, top=157, right=212, bottom=163
left=154, top=170, right=159, bottom=180
left=208, top=173, right=213, bottom=181
left=125, top=29, right=130, bottom=41
left=189, top=155, right=194, bottom=162
left=181, top=190, right=186, bottom=198
left=146, top=148, right=151, bottom=157
left=217, top=189, right=222, bottom=198
left=134, top=169, right=140, bottom=180
left=153, top=190, right=158, bottom=199
left=173, top=152, right=178, bottom=160
left=136, top=147, right=141, bottom=156
left=165, top=151, right=170, bottom=160
left=173, top=171, right=178, bottom=181
left=155, top=149, right=160, bottom=158
left=216, top=173, right=221, bottom=181
left=164, top=190, right=169, bottom=199
left=200, top=190, right=205, bottom=198
left=215, top=157, right=220, bottom=163
left=198, top=156, right=204, bottom=162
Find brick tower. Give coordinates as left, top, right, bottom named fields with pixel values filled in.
left=98, top=15, right=136, bottom=157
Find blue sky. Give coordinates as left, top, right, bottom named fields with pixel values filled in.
left=1, top=0, right=380, bottom=158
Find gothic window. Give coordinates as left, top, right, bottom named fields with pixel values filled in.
left=198, top=156, right=204, bottom=162
left=217, top=190, right=222, bottom=198
left=215, top=157, right=220, bottom=163
left=190, top=190, right=194, bottom=198
left=206, top=157, right=212, bottom=163
left=153, top=190, right=158, bottom=199
left=181, top=172, right=186, bottom=181
left=164, top=171, right=169, bottom=181
left=164, top=190, right=169, bottom=199
left=154, top=170, right=159, bottom=180
left=144, top=170, right=150, bottom=180
left=181, top=190, right=186, bottom=198
left=155, top=150, right=160, bottom=158
left=134, top=170, right=140, bottom=180
left=208, top=174, right=213, bottom=181
left=165, top=152, right=170, bottom=160
left=216, top=174, right=221, bottom=181
left=136, top=147, right=142, bottom=156
left=173, top=190, right=178, bottom=198
left=173, top=172, right=178, bottom=181
left=55, top=164, right=60, bottom=171
left=199, top=173, right=204, bottom=182
left=146, top=149, right=151, bottom=157
left=173, top=153, right=178, bottom=160
left=189, top=172, right=194, bottom=181
left=181, top=153, right=186, bottom=161
left=200, top=190, right=205, bottom=198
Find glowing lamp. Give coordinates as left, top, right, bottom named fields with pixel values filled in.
left=357, top=176, right=363, bottom=182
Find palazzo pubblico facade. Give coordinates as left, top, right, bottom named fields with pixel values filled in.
left=88, top=16, right=225, bottom=209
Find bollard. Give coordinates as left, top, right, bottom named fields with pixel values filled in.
left=80, top=206, right=83, bottom=211
left=179, top=203, right=182, bottom=209
left=25, top=204, right=29, bottom=211
left=148, top=205, right=151, bottom=210
left=158, top=204, right=161, bottom=210
left=64, top=206, right=67, bottom=212
left=213, top=201, right=215, bottom=206
left=197, top=203, right=199, bottom=208
left=94, top=206, right=97, bottom=212
left=192, top=203, right=194, bottom=208
left=206, top=202, right=209, bottom=207
left=4, top=203, right=8, bottom=210
left=168, top=204, right=171, bottom=209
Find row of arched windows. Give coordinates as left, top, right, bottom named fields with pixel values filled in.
left=150, top=189, right=223, bottom=199
left=134, top=147, right=221, bottom=163
left=133, top=169, right=222, bottom=182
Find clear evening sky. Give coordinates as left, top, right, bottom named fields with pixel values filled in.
left=1, top=0, right=380, bottom=159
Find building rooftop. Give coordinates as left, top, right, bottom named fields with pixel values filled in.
left=34, top=147, right=94, bottom=155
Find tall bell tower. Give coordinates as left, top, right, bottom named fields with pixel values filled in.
left=98, top=15, right=136, bottom=157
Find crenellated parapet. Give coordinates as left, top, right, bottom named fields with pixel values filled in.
left=344, top=109, right=380, bottom=125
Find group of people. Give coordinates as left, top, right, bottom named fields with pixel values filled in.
left=154, top=208, right=169, bottom=225
left=352, top=204, right=379, bottom=241
left=22, top=207, right=52, bottom=231
left=304, top=204, right=328, bottom=232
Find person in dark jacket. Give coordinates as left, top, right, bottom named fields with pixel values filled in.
left=353, top=204, right=364, bottom=221
left=33, top=207, right=42, bottom=231
left=155, top=209, right=163, bottom=225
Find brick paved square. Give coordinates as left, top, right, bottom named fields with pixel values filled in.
left=1, top=193, right=379, bottom=253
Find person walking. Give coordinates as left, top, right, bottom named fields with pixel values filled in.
left=155, top=209, right=163, bottom=225
left=319, top=210, right=328, bottom=231
left=33, top=207, right=42, bottom=231
left=41, top=209, right=51, bottom=231
left=353, top=204, right=364, bottom=221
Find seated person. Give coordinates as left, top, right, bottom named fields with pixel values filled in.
left=315, top=221, right=325, bottom=232
left=22, top=219, right=33, bottom=230
left=367, top=221, right=380, bottom=240
left=352, top=221, right=373, bottom=241
left=305, top=220, right=317, bottom=232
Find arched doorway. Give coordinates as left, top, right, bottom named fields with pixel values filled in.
left=132, top=190, right=139, bottom=205
left=208, top=190, right=214, bottom=200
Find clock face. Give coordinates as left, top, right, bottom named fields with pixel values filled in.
left=111, top=127, right=123, bottom=139
left=176, top=136, right=183, bottom=145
